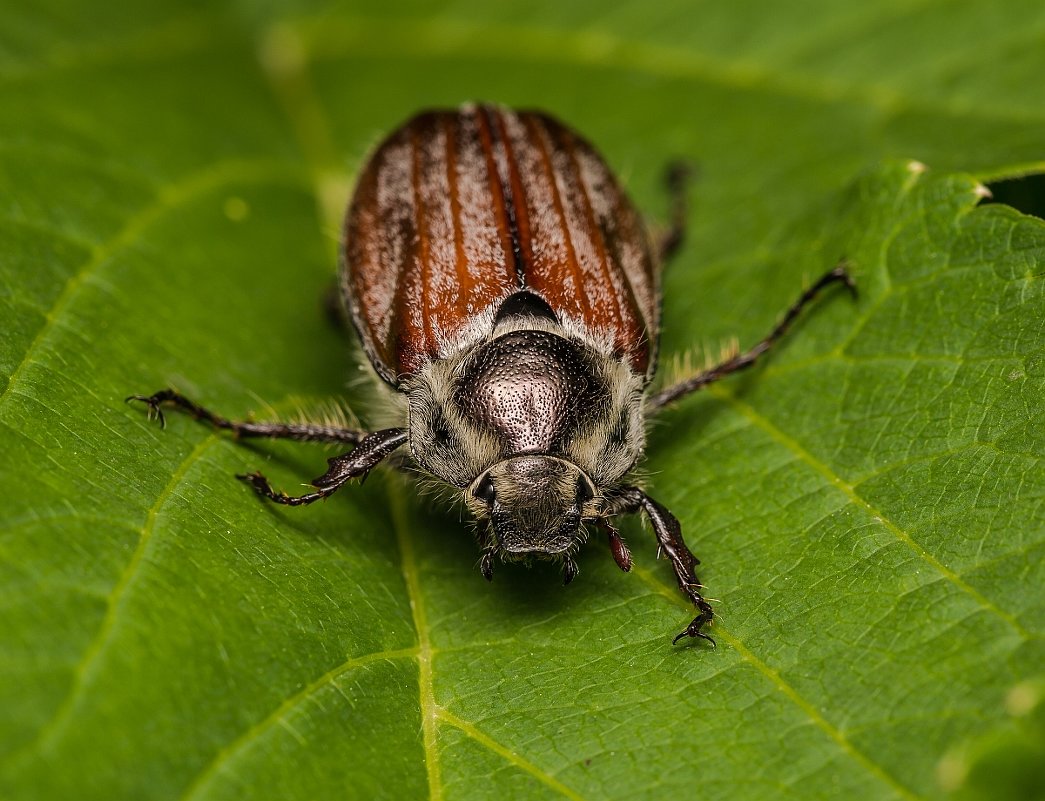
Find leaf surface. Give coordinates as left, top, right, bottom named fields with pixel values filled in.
left=1, top=2, right=1044, bottom=800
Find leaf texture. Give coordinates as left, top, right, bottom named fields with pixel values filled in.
left=1, top=2, right=1044, bottom=800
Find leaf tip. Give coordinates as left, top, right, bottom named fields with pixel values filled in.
left=972, top=182, right=993, bottom=200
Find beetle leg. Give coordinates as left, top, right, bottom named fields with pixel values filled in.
left=127, top=388, right=368, bottom=444
left=237, top=472, right=336, bottom=506
left=322, top=281, right=351, bottom=332
left=656, top=160, right=694, bottom=265
left=607, top=487, right=715, bottom=647
left=647, top=263, right=856, bottom=410
left=238, top=428, right=408, bottom=506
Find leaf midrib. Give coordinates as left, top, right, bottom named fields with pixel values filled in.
left=387, top=480, right=442, bottom=800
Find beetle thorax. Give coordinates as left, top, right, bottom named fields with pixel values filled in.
left=404, top=317, right=645, bottom=493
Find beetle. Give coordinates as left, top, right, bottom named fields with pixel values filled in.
left=130, top=103, right=852, bottom=646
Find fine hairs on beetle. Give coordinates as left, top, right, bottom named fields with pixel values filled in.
left=130, top=104, right=853, bottom=646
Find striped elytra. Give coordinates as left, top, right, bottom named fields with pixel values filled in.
left=341, top=103, right=659, bottom=385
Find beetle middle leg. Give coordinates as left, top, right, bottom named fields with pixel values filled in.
left=239, top=427, right=407, bottom=506
left=647, top=263, right=856, bottom=410
left=128, top=389, right=409, bottom=504
left=606, top=486, right=715, bottom=646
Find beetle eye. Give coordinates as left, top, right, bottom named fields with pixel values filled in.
left=576, top=476, right=594, bottom=505
left=473, top=475, right=496, bottom=505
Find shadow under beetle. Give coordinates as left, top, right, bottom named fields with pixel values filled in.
left=130, top=104, right=854, bottom=646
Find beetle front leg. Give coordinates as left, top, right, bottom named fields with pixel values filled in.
left=607, top=487, right=715, bottom=647
left=239, top=428, right=407, bottom=506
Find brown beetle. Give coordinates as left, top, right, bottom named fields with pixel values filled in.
left=131, top=104, right=851, bottom=645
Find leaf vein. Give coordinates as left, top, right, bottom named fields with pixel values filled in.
left=0, top=158, right=308, bottom=406
left=435, top=708, right=589, bottom=801
left=178, top=646, right=419, bottom=801
left=630, top=564, right=925, bottom=801
left=708, top=384, right=1033, bottom=639
left=388, top=481, right=442, bottom=801
left=3, top=432, right=220, bottom=767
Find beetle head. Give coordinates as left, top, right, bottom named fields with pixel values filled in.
left=468, top=455, right=596, bottom=578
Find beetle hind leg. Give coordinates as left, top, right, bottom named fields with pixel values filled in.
left=238, top=428, right=408, bottom=507
left=127, top=388, right=368, bottom=444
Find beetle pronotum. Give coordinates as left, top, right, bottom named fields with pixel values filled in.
left=131, top=104, right=852, bottom=645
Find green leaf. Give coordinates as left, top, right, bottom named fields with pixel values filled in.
left=2, top=3, right=1044, bottom=800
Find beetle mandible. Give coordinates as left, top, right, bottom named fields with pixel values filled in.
left=131, top=104, right=853, bottom=646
